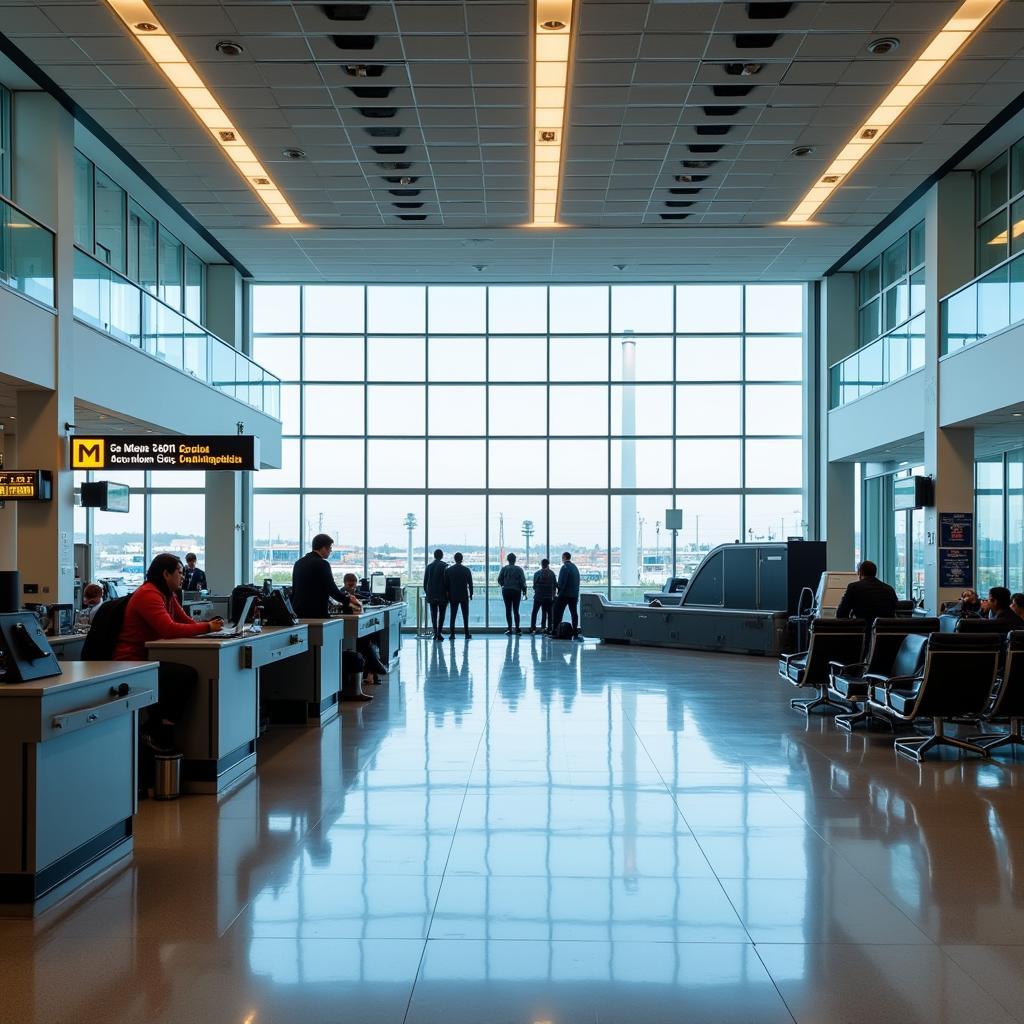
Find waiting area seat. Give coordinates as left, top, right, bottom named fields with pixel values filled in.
left=829, top=617, right=939, bottom=732
left=778, top=618, right=866, bottom=715
left=969, top=630, right=1024, bottom=755
left=866, top=632, right=1002, bottom=761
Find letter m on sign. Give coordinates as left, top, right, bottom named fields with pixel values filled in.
left=72, top=438, right=104, bottom=469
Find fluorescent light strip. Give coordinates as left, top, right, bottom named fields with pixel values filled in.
left=784, top=0, right=1004, bottom=225
left=531, top=0, right=574, bottom=226
left=103, top=0, right=302, bottom=227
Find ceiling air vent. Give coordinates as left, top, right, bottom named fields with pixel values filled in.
left=359, top=106, right=397, bottom=118
left=669, top=188, right=701, bottom=195
left=323, top=4, right=370, bottom=20
left=675, top=174, right=708, bottom=182
left=660, top=213, right=688, bottom=220
left=703, top=105, right=742, bottom=117
left=746, top=2, right=792, bottom=18
left=688, top=144, right=722, bottom=154
left=733, top=34, right=779, bottom=48
left=393, top=202, right=424, bottom=209
left=364, top=126, right=403, bottom=138
left=344, top=64, right=385, bottom=77
left=397, top=214, right=427, bottom=221
left=332, top=35, right=378, bottom=50
left=712, top=84, right=754, bottom=98
left=350, top=86, right=392, bottom=98
left=389, top=189, right=421, bottom=196
left=682, top=160, right=716, bottom=169
left=695, top=125, right=730, bottom=136
left=384, top=176, right=418, bottom=184
left=665, top=200, right=694, bottom=208
left=724, top=62, right=763, bottom=75
left=372, top=145, right=407, bottom=154
left=378, top=161, right=412, bottom=170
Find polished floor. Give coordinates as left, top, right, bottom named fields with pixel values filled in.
left=6, top=636, right=1024, bottom=1023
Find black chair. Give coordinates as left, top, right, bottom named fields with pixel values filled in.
left=956, top=617, right=1017, bottom=636
left=867, top=632, right=1002, bottom=761
left=829, top=617, right=939, bottom=732
left=968, top=631, right=1024, bottom=754
left=894, top=600, right=917, bottom=618
left=778, top=618, right=866, bottom=715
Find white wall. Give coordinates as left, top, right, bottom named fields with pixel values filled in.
left=827, top=369, right=925, bottom=462
left=0, top=289, right=56, bottom=390
left=940, top=321, right=1024, bottom=426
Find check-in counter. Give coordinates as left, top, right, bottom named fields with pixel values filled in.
left=146, top=625, right=308, bottom=794
left=262, top=617, right=343, bottom=726
left=49, top=633, right=86, bottom=661
left=0, top=661, right=157, bottom=915
left=381, top=601, right=407, bottom=668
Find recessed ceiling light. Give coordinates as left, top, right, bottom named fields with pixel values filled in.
left=785, top=0, right=1005, bottom=224
left=283, top=148, right=305, bottom=160
left=867, top=37, right=900, bottom=55
left=531, top=0, right=575, bottom=227
left=103, top=0, right=301, bottom=226
left=215, top=40, right=244, bottom=56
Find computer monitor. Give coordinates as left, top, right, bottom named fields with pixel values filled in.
left=371, top=574, right=387, bottom=596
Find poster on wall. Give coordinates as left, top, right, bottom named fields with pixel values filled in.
left=939, top=547, right=974, bottom=589
left=939, top=512, right=973, bottom=548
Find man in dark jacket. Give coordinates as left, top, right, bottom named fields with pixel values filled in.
left=987, top=587, right=1024, bottom=626
left=291, top=534, right=352, bottom=619
left=835, top=560, right=897, bottom=623
left=551, top=551, right=582, bottom=638
left=530, top=558, right=556, bottom=633
left=182, top=553, right=208, bottom=591
left=444, top=552, right=474, bottom=639
left=423, top=549, right=448, bottom=641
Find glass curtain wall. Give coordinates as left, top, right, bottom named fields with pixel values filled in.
left=252, top=283, right=805, bottom=626
left=0, top=86, right=12, bottom=197
left=861, top=467, right=926, bottom=603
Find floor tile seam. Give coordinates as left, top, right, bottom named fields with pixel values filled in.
left=938, top=945, right=1024, bottom=1023
left=749, top=942, right=800, bottom=1024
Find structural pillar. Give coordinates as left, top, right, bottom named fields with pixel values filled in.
left=619, top=333, right=637, bottom=586
left=205, top=264, right=244, bottom=349
left=0, top=428, right=17, bottom=569
left=204, top=471, right=243, bottom=594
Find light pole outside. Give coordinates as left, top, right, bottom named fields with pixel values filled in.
left=522, top=519, right=534, bottom=570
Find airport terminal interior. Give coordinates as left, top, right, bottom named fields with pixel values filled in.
left=5, top=0, right=1024, bottom=1020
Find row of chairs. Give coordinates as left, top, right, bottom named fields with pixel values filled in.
left=778, top=616, right=1024, bottom=761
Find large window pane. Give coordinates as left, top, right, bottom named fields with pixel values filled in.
left=489, top=385, right=547, bottom=435
left=253, top=285, right=300, bottom=333
left=150, top=493, right=205, bottom=570
left=303, top=336, right=364, bottom=380
left=94, top=169, right=126, bottom=272
left=304, top=385, right=364, bottom=435
left=677, top=439, right=741, bottom=488
left=94, top=487, right=145, bottom=587
left=427, top=494, right=485, bottom=608
left=184, top=249, right=203, bottom=323
left=745, top=285, right=802, bottom=333
left=882, top=237, right=908, bottom=288
left=428, top=286, right=486, bottom=333
left=745, top=385, right=802, bottom=435
left=368, top=385, right=425, bottom=435
left=550, top=439, right=608, bottom=488
left=489, top=440, right=546, bottom=488
left=279, top=385, right=301, bottom=434
left=367, top=336, right=425, bottom=381
left=612, top=439, right=672, bottom=488
left=304, top=285, right=364, bottom=333
left=745, top=439, right=802, bottom=488
left=611, top=384, right=673, bottom=435
left=489, top=496, right=547, bottom=578
left=677, top=495, right=742, bottom=556
left=302, top=494, right=364, bottom=578
left=368, top=439, right=426, bottom=488
left=128, top=201, right=157, bottom=295
left=367, top=286, right=425, bottom=333
left=304, top=439, right=365, bottom=489
left=253, top=495, right=300, bottom=583
left=676, top=337, right=741, bottom=380
left=745, top=494, right=804, bottom=543
left=612, top=335, right=673, bottom=381
left=676, top=385, right=741, bottom=435
left=977, top=211, right=1007, bottom=275
left=676, top=285, right=742, bottom=332
left=74, top=150, right=94, bottom=250
left=255, top=438, right=300, bottom=489
left=549, top=386, right=608, bottom=435
left=745, top=336, right=802, bottom=381
left=550, top=286, right=608, bottom=333
left=368, top=494, right=424, bottom=583
left=429, top=440, right=485, bottom=489
left=550, top=496, right=608, bottom=585
left=977, top=459, right=1005, bottom=591
left=612, top=285, right=673, bottom=333
left=488, top=286, right=547, bottom=333
left=550, top=337, right=608, bottom=381
left=611, top=494, right=675, bottom=589
left=978, top=152, right=1009, bottom=221
left=489, top=337, right=547, bottom=380
left=427, top=385, right=485, bottom=435
left=1008, top=450, right=1023, bottom=592
left=253, top=336, right=300, bottom=381
left=158, top=226, right=183, bottom=310
left=429, top=337, right=486, bottom=380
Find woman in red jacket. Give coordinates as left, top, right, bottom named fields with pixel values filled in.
left=115, top=553, right=224, bottom=751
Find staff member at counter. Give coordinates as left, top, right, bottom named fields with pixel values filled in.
left=291, top=534, right=353, bottom=617
left=114, top=553, right=225, bottom=750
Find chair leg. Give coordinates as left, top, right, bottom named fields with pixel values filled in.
left=790, top=684, right=845, bottom=715
left=895, top=718, right=989, bottom=761
left=969, top=717, right=1024, bottom=754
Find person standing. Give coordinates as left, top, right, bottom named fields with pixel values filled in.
left=551, top=551, right=582, bottom=638
left=444, top=552, right=474, bottom=639
left=530, top=558, right=556, bottom=634
left=182, top=552, right=208, bottom=591
left=423, top=548, right=449, bottom=641
left=497, top=552, right=527, bottom=635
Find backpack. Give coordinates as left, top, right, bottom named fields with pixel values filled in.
left=80, top=596, right=130, bottom=660
left=230, top=584, right=263, bottom=625
left=555, top=621, right=575, bottom=640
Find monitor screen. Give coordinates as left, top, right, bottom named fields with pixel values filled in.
left=371, top=575, right=386, bottom=595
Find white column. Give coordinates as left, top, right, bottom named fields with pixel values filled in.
left=205, top=471, right=243, bottom=593
left=619, top=333, right=637, bottom=587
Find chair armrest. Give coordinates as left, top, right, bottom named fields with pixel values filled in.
left=780, top=650, right=808, bottom=667
left=863, top=672, right=922, bottom=688
left=829, top=660, right=865, bottom=677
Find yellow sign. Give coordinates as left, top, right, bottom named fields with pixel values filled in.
left=71, top=438, right=105, bottom=469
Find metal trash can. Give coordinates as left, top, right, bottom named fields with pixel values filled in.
left=153, top=751, right=182, bottom=800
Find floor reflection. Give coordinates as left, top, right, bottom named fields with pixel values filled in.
left=6, top=637, right=1024, bottom=1022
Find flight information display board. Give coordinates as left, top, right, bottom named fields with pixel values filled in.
left=0, top=471, right=52, bottom=500
left=71, top=435, right=260, bottom=471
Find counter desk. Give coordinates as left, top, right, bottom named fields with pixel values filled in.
left=0, top=661, right=158, bottom=915
left=146, top=624, right=308, bottom=794
left=49, top=633, right=86, bottom=661
left=338, top=601, right=406, bottom=661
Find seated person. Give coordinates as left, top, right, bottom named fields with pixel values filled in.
left=342, top=573, right=363, bottom=613
left=342, top=573, right=390, bottom=683
left=947, top=588, right=982, bottom=617
left=835, top=560, right=898, bottom=623
left=987, top=586, right=1024, bottom=625
left=1012, top=593, right=1024, bottom=620
left=80, top=582, right=104, bottom=624
left=113, top=553, right=225, bottom=751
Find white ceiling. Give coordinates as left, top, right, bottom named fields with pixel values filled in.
left=6, top=0, right=1024, bottom=280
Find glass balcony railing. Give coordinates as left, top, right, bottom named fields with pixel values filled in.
left=0, top=195, right=54, bottom=307
left=828, top=313, right=925, bottom=409
left=73, top=247, right=280, bottom=418
left=941, top=250, right=1024, bottom=356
